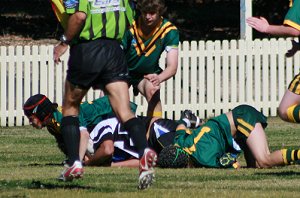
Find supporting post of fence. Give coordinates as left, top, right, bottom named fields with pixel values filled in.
left=240, top=0, right=252, bottom=40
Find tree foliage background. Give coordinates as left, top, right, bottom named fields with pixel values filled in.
left=0, top=0, right=290, bottom=43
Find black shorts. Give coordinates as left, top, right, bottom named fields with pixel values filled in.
left=67, top=38, right=129, bottom=89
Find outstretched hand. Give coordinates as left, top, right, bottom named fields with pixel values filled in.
left=246, top=16, right=269, bottom=33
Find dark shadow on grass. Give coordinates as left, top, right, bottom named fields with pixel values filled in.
left=27, top=162, right=63, bottom=167
left=255, top=171, right=300, bottom=176
left=28, top=180, right=94, bottom=190
left=0, top=179, right=142, bottom=192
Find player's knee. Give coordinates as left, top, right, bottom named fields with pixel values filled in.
left=115, top=110, right=135, bottom=123
left=256, top=157, right=273, bottom=168
left=277, top=107, right=288, bottom=121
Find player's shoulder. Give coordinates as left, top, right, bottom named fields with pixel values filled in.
left=162, top=18, right=178, bottom=29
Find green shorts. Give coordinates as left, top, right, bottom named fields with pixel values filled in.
left=232, top=104, right=268, bottom=150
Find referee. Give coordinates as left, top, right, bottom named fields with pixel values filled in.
left=53, top=0, right=157, bottom=190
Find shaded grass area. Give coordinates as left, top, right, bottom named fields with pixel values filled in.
left=0, top=118, right=300, bottom=197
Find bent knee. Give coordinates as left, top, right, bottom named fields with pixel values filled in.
left=277, top=107, right=288, bottom=121
left=256, top=158, right=273, bottom=168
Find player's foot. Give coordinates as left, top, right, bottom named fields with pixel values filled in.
left=58, top=160, right=83, bottom=182
left=138, top=148, right=157, bottom=190
left=180, top=109, right=204, bottom=128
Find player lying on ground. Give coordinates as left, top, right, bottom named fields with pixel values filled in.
left=84, top=112, right=204, bottom=167
left=23, top=94, right=204, bottom=168
left=158, top=104, right=300, bottom=169
left=23, top=94, right=137, bottom=166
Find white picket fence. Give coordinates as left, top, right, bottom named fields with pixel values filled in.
left=1, top=38, right=299, bottom=126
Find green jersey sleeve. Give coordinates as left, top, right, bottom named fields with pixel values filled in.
left=284, top=0, right=300, bottom=31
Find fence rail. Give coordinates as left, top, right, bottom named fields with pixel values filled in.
left=1, top=38, right=299, bottom=126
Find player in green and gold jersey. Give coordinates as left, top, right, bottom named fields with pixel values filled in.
left=23, top=94, right=137, bottom=163
left=158, top=105, right=300, bottom=169
left=247, top=0, right=300, bottom=124
left=122, top=0, right=179, bottom=118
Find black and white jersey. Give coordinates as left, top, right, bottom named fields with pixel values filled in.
left=147, top=118, right=179, bottom=153
left=89, top=117, right=179, bottom=162
left=89, top=117, right=139, bottom=162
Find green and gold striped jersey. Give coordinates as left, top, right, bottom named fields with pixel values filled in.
left=122, top=17, right=179, bottom=81
left=64, top=0, right=135, bottom=41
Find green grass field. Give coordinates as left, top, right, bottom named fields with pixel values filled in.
left=1, top=117, right=300, bottom=198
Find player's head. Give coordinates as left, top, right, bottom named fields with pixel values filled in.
left=157, top=145, right=189, bottom=168
left=23, top=94, right=54, bottom=128
left=137, top=0, right=166, bottom=16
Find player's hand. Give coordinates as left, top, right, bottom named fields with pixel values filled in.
left=53, top=42, right=68, bottom=64
left=246, top=16, right=269, bottom=33
left=83, top=155, right=91, bottom=166
left=144, top=73, right=161, bottom=86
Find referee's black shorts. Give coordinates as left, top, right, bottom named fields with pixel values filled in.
left=67, top=38, right=129, bottom=89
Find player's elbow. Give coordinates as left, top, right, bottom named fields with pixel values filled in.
left=288, top=27, right=300, bottom=37
left=74, top=11, right=87, bottom=24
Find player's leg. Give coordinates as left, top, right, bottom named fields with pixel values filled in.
left=59, top=80, right=88, bottom=181
left=79, top=129, right=90, bottom=162
left=246, top=123, right=286, bottom=168
left=137, top=79, right=162, bottom=117
left=278, top=74, right=300, bottom=122
left=105, top=81, right=149, bottom=154
left=105, top=81, right=157, bottom=189
left=247, top=123, right=300, bottom=167
left=278, top=90, right=300, bottom=122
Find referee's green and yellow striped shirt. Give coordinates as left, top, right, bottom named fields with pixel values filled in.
left=64, top=0, right=135, bottom=41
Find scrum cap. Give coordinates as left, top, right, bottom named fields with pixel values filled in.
left=23, top=94, right=53, bottom=122
left=157, top=145, right=189, bottom=168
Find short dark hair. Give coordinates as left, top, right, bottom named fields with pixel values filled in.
left=137, top=0, right=166, bottom=15
left=23, top=94, right=54, bottom=122
left=157, top=145, right=189, bottom=168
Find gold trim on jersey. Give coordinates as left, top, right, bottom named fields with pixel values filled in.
left=184, top=126, right=211, bottom=155
left=236, top=118, right=254, bottom=137
left=130, top=18, right=177, bottom=56
left=284, top=20, right=300, bottom=31
left=145, top=45, right=156, bottom=57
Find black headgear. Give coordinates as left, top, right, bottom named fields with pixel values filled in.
left=23, top=94, right=53, bottom=122
left=157, top=145, right=189, bottom=168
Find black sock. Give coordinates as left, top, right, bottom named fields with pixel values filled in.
left=61, top=116, right=80, bottom=165
left=123, top=117, right=148, bottom=158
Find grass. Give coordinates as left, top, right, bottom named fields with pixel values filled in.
left=0, top=117, right=300, bottom=198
